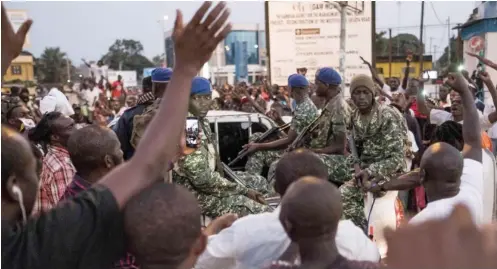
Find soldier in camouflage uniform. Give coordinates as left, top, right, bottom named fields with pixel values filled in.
left=244, top=74, right=319, bottom=178
left=306, top=67, right=352, bottom=185
left=173, top=77, right=271, bottom=218
left=341, top=74, right=407, bottom=231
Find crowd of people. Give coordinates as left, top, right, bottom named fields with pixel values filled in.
left=2, top=2, right=497, bottom=269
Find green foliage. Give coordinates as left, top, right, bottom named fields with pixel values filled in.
left=375, top=32, right=425, bottom=57
left=35, top=47, right=74, bottom=83
left=100, top=39, right=154, bottom=75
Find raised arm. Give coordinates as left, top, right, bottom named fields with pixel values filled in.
left=361, top=56, right=384, bottom=87
left=479, top=72, right=497, bottom=124
left=401, top=58, right=411, bottom=90
left=1, top=4, right=32, bottom=77
left=98, top=2, right=233, bottom=209
left=467, top=51, right=497, bottom=71
left=445, top=73, right=482, bottom=162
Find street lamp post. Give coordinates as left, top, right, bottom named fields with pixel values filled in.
left=158, top=15, right=169, bottom=67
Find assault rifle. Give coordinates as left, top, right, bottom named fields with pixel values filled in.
left=222, top=162, right=273, bottom=210
left=222, top=162, right=247, bottom=188
left=285, top=113, right=324, bottom=152
left=227, top=123, right=290, bottom=167
left=348, top=127, right=361, bottom=175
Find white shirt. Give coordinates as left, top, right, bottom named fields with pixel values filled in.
left=483, top=102, right=497, bottom=138
left=482, top=149, right=497, bottom=222
left=196, top=207, right=380, bottom=269
left=409, top=158, right=484, bottom=225
left=405, top=130, right=419, bottom=170
left=40, top=88, right=75, bottom=116
left=429, top=109, right=491, bottom=130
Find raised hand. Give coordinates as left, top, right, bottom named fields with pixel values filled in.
left=1, top=3, right=32, bottom=76
left=479, top=71, right=493, bottom=85
left=172, top=1, right=232, bottom=75
left=359, top=56, right=371, bottom=66
left=445, top=72, right=470, bottom=95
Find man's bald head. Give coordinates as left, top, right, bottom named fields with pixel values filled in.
left=68, top=125, right=123, bottom=178
left=420, top=142, right=464, bottom=194
left=279, top=176, right=342, bottom=242
left=124, top=183, right=203, bottom=269
left=274, top=149, right=328, bottom=196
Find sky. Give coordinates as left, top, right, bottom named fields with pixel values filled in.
left=4, top=1, right=478, bottom=64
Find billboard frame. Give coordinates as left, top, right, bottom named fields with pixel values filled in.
left=264, top=1, right=376, bottom=85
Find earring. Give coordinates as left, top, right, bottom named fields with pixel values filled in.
left=12, top=185, right=27, bottom=225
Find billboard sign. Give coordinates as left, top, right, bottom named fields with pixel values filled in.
left=266, top=1, right=373, bottom=85
left=6, top=9, right=30, bottom=49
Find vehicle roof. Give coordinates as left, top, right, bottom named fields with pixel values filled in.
left=206, top=110, right=256, bottom=117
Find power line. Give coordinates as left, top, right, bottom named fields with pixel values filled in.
left=429, top=2, right=444, bottom=25
left=376, top=23, right=462, bottom=31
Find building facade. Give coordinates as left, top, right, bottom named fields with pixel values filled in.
left=3, top=51, right=35, bottom=83
left=163, top=24, right=268, bottom=86
left=375, top=55, right=434, bottom=80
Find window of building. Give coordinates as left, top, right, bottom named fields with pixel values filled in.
left=402, top=67, right=416, bottom=74
left=11, top=65, right=22, bottom=75
left=224, top=30, right=262, bottom=65
left=376, top=67, right=384, bottom=74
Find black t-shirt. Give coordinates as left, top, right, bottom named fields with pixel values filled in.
left=2, top=185, right=125, bottom=269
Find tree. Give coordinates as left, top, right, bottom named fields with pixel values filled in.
left=375, top=32, right=425, bottom=57
left=152, top=54, right=164, bottom=67
left=437, top=36, right=459, bottom=72
left=101, top=39, right=154, bottom=75
left=35, top=47, right=73, bottom=83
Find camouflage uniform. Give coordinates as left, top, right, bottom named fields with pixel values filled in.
left=264, top=97, right=319, bottom=182
left=246, top=96, right=319, bottom=177
left=308, top=94, right=352, bottom=184
left=340, top=103, right=407, bottom=231
left=173, top=116, right=271, bottom=218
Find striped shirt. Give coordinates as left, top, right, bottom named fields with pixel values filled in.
left=60, top=174, right=139, bottom=269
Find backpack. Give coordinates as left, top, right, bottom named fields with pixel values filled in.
left=130, top=99, right=161, bottom=149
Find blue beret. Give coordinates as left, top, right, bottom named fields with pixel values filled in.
left=288, top=74, right=309, bottom=88
left=151, top=68, right=173, bottom=83
left=316, top=67, right=342, bottom=85
left=191, top=77, right=212, bottom=95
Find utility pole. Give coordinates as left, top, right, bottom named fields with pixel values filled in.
left=388, top=28, right=392, bottom=78
left=65, top=58, right=71, bottom=82
left=339, top=1, right=347, bottom=95
left=429, top=37, right=434, bottom=55
left=418, top=2, right=425, bottom=74
left=434, top=45, right=438, bottom=68
left=448, top=17, right=451, bottom=66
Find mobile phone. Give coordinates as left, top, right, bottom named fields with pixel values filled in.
left=185, top=117, right=200, bottom=148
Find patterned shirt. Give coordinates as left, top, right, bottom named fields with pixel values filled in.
left=349, top=102, right=407, bottom=181
left=33, top=145, right=75, bottom=215
left=310, top=94, right=351, bottom=149
left=137, top=92, right=155, bottom=105
left=60, top=174, right=139, bottom=269
left=290, top=96, right=319, bottom=134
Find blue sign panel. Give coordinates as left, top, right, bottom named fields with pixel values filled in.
left=143, top=67, right=155, bottom=78
left=235, top=41, right=248, bottom=83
